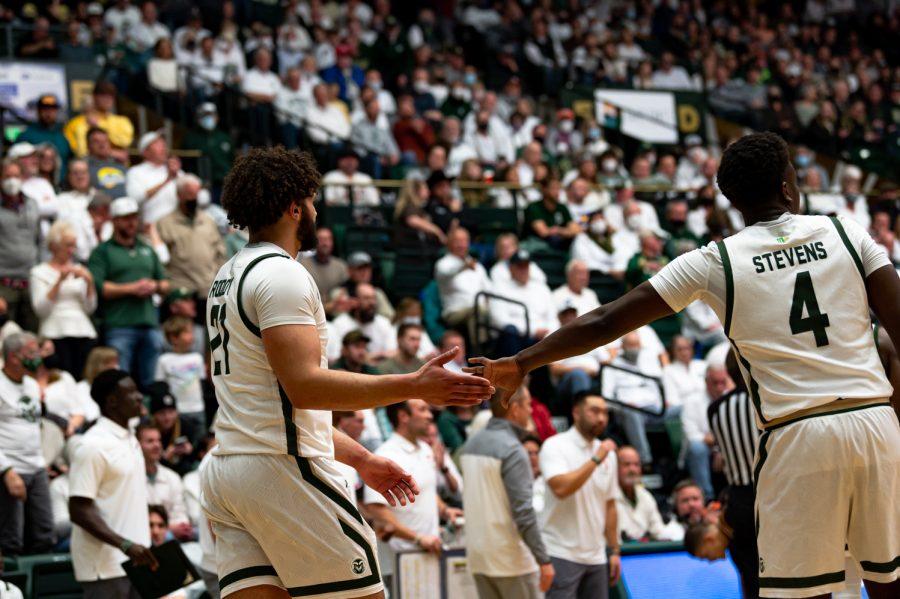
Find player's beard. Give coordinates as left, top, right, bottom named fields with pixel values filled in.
left=296, top=208, right=317, bottom=252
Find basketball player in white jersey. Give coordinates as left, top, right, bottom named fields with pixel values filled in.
left=467, top=133, right=900, bottom=599
left=200, top=148, right=493, bottom=599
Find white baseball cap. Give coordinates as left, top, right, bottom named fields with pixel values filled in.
left=7, top=142, right=36, bottom=159
left=843, top=165, right=862, bottom=180
left=110, top=197, right=139, bottom=218
left=138, top=130, right=165, bottom=154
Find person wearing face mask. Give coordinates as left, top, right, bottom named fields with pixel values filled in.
left=363, top=69, right=396, bottom=116
left=597, top=150, right=627, bottom=189
left=182, top=103, right=234, bottom=203
left=0, top=332, right=56, bottom=556
left=0, top=160, right=41, bottom=333
left=545, top=108, right=584, bottom=160
left=441, top=82, right=473, bottom=121
left=571, top=214, right=637, bottom=280
left=156, top=174, right=225, bottom=315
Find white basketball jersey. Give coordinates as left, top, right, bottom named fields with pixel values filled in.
left=718, top=214, right=891, bottom=423
left=206, top=242, right=333, bottom=458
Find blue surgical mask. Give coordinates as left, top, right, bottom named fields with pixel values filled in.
left=464, top=72, right=477, bottom=86
left=795, top=154, right=811, bottom=168
left=589, top=127, right=601, bottom=140
left=199, top=115, right=217, bottom=131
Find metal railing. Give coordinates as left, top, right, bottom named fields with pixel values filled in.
left=473, top=291, right=531, bottom=356
left=597, top=362, right=668, bottom=417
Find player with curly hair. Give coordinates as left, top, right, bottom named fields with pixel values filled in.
left=467, top=132, right=900, bottom=599
left=201, top=147, right=494, bottom=599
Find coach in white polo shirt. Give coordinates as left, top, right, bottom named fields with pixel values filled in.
left=69, top=370, right=158, bottom=599
left=539, top=392, right=621, bottom=599
left=551, top=259, right=600, bottom=316
left=364, top=399, right=462, bottom=555
left=125, top=130, right=183, bottom=224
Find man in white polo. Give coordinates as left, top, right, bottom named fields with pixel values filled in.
left=68, top=370, right=157, bottom=599
left=125, top=130, right=183, bottom=223
left=363, top=399, right=462, bottom=556
left=539, top=391, right=621, bottom=599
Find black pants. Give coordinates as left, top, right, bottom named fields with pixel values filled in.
left=724, top=485, right=759, bottom=599
left=0, top=469, right=55, bottom=555
left=50, top=336, right=97, bottom=379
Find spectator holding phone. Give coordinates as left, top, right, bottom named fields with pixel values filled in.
left=146, top=382, right=196, bottom=476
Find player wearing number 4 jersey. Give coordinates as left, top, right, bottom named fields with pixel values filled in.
left=468, top=133, right=900, bottom=599
left=201, top=148, right=493, bottom=599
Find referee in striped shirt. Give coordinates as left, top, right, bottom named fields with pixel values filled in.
left=706, top=352, right=760, bottom=598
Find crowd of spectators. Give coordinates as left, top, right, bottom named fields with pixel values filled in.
left=0, top=0, right=898, bottom=598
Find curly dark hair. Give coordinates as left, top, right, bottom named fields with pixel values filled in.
left=221, top=147, right=321, bottom=231
left=716, top=132, right=789, bottom=208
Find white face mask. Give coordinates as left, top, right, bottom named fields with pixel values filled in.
left=197, top=188, right=211, bottom=208
left=400, top=316, right=421, bottom=325
left=368, top=80, right=382, bottom=91
left=413, top=80, right=430, bottom=94
left=2, top=177, right=22, bottom=197
left=452, top=87, right=471, bottom=102
left=559, top=120, right=574, bottom=133
left=626, top=214, right=643, bottom=230
left=590, top=219, right=607, bottom=235
left=602, top=159, right=618, bottom=173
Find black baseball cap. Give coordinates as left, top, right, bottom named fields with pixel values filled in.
left=509, top=249, right=531, bottom=265
left=36, top=94, right=61, bottom=109
left=147, top=381, right=177, bottom=414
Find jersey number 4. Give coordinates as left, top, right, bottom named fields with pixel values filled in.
left=209, top=304, right=231, bottom=375
left=789, top=271, right=830, bottom=347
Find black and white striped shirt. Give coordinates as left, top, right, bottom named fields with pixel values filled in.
left=707, top=389, right=760, bottom=487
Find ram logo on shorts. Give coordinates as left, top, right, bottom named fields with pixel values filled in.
left=352, top=558, right=365, bottom=575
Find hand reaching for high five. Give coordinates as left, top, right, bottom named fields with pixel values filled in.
left=413, top=347, right=495, bottom=407
left=463, top=355, right=525, bottom=407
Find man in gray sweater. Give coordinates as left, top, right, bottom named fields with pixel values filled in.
left=460, top=386, right=555, bottom=598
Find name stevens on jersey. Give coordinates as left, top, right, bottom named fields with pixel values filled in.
left=209, top=277, right=234, bottom=298
left=752, top=241, right=827, bottom=274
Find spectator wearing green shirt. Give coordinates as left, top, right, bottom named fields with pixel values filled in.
left=182, top=103, right=234, bottom=203
left=87, top=198, right=169, bottom=389
left=16, top=95, right=72, bottom=177
left=523, top=178, right=582, bottom=251
left=625, top=230, right=682, bottom=346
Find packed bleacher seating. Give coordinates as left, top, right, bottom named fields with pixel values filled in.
left=0, top=1, right=898, bottom=598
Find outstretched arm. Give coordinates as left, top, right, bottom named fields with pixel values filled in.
left=467, top=282, right=673, bottom=401
left=333, top=428, right=419, bottom=507
left=866, top=265, right=900, bottom=418
left=263, top=324, right=493, bottom=410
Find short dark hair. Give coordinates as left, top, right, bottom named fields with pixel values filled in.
left=672, top=478, right=704, bottom=500
left=683, top=521, right=710, bottom=557
left=221, top=147, right=321, bottom=232
left=148, top=504, right=169, bottom=525
left=571, top=390, right=600, bottom=409
left=332, top=410, right=356, bottom=426
left=717, top=132, right=790, bottom=208
left=397, top=323, right=422, bottom=339
left=522, top=433, right=542, bottom=447
left=86, top=126, right=108, bottom=143
left=90, top=369, right=131, bottom=413
left=385, top=401, right=411, bottom=428
left=136, top=423, right=160, bottom=441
